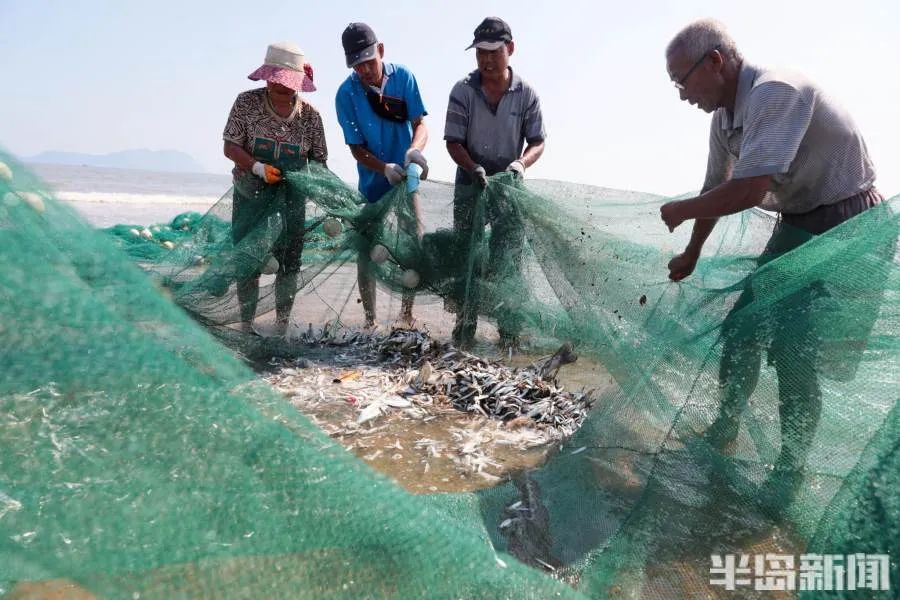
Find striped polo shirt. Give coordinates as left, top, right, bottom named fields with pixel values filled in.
left=703, top=63, right=876, bottom=214
left=444, top=68, right=546, bottom=185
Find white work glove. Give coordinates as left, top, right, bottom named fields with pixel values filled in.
left=383, top=163, right=406, bottom=186
left=404, top=148, right=429, bottom=180
left=471, top=165, right=488, bottom=188
left=506, top=160, right=526, bottom=179
left=251, top=161, right=282, bottom=184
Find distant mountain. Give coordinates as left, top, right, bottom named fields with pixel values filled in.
left=27, top=149, right=207, bottom=173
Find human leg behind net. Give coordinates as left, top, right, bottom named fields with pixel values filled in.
left=704, top=216, right=815, bottom=452
left=451, top=184, right=487, bottom=347
left=271, top=183, right=306, bottom=332
left=759, top=285, right=823, bottom=515
left=486, top=183, right=527, bottom=346
left=756, top=195, right=895, bottom=514
left=397, top=190, right=425, bottom=327
left=232, top=176, right=271, bottom=331
left=703, top=285, right=764, bottom=451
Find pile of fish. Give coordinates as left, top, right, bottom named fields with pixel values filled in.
left=374, top=329, right=594, bottom=437
left=265, top=326, right=597, bottom=437
left=292, top=321, right=385, bottom=351
left=264, top=326, right=597, bottom=485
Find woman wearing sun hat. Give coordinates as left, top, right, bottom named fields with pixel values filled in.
left=223, top=42, right=327, bottom=335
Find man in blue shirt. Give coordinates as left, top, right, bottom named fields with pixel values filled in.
left=336, top=22, right=429, bottom=329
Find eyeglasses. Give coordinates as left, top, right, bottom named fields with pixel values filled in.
left=673, top=45, right=720, bottom=90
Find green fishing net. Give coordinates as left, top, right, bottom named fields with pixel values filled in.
left=1, top=150, right=896, bottom=598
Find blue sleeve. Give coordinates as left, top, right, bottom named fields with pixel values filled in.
left=402, top=68, right=427, bottom=121
left=335, top=82, right=366, bottom=146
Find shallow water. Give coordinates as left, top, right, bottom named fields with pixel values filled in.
left=267, top=345, right=616, bottom=494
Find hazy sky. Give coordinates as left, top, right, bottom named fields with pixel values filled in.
left=1, top=0, right=898, bottom=196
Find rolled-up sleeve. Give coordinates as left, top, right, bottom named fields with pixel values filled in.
left=732, top=82, right=813, bottom=179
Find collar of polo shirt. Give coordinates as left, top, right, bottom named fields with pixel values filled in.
left=722, top=62, right=759, bottom=130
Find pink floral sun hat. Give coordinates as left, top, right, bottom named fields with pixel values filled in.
left=247, top=42, right=316, bottom=92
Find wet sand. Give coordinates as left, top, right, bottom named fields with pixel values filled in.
left=69, top=198, right=617, bottom=494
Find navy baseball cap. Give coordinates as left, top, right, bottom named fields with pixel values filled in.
left=466, top=17, right=513, bottom=50
left=342, top=22, right=379, bottom=67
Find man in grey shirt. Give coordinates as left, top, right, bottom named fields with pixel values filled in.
left=661, top=19, right=885, bottom=513
left=444, top=16, right=546, bottom=349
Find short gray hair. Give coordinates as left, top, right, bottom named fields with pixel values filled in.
left=666, top=18, right=742, bottom=64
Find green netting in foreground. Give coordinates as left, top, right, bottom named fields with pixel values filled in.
left=1, top=151, right=897, bottom=598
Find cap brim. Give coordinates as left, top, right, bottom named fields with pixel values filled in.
left=346, top=44, right=377, bottom=68
left=465, top=40, right=507, bottom=51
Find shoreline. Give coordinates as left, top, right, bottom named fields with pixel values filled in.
left=64, top=198, right=217, bottom=229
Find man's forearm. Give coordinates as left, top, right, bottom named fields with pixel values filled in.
left=680, top=176, right=769, bottom=220
left=224, top=141, right=256, bottom=172
left=446, top=142, right=478, bottom=173
left=410, top=118, right=428, bottom=152
left=685, top=218, right=718, bottom=256
left=349, top=144, right=387, bottom=174
left=519, top=141, right=545, bottom=169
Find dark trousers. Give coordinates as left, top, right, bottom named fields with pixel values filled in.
left=232, top=175, right=306, bottom=324
left=451, top=185, right=526, bottom=346
left=706, top=188, right=886, bottom=483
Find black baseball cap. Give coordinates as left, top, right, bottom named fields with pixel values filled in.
left=342, top=22, right=378, bottom=67
left=465, top=17, right=513, bottom=50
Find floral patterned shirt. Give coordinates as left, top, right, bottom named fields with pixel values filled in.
left=223, top=88, right=327, bottom=177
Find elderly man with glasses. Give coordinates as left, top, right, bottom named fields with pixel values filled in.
left=660, top=19, right=885, bottom=515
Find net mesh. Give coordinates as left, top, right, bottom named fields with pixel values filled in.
left=1, top=151, right=896, bottom=598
